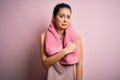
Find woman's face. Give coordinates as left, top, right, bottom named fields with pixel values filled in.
left=54, top=8, right=71, bottom=30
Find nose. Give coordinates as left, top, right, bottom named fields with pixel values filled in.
left=63, top=18, right=67, bottom=22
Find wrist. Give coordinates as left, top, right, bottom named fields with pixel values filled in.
left=63, top=48, right=68, bottom=55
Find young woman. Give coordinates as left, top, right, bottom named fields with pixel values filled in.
left=40, top=3, right=83, bottom=80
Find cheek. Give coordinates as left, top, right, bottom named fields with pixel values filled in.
left=56, top=16, right=63, bottom=21
left=54, top=19, right=61, bottom=26
left=55, top=18, right=63, bottom=24
left=58, top=17, right=63, bottom=22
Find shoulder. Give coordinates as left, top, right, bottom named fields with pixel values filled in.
left=76, top=33, right=82, bottom=44
left=40, top=32, right=46, bottom=41
left=77, top=33, right=81, bottom=40
left=40, top=32, right=46, bottom=37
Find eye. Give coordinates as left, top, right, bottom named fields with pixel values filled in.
left=67, top=16, right=71, bottom=19
left=59, top=15, right=65, bottom=18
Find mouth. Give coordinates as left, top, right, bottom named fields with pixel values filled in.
left=62, top=24, right=67, bottom=26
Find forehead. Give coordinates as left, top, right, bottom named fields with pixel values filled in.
left=58, top=8, right=71, bottom=15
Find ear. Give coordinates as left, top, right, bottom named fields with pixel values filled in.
left=51, top=15, right=55, bottom=22
left=52, top=17, right=54, bottom=22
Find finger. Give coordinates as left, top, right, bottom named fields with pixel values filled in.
left=67, top=42, right=72, bottom=45
left=73, top=40, right=77, bottom=44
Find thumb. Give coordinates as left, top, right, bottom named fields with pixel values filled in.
left=73, top=40, right=77, bottom=44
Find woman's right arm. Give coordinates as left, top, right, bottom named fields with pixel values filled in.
left=39, top=32, right=76, bottom=69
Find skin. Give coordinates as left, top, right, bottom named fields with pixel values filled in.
left=53, top=8, right=71, bottom=40
left=40, top=8, right=83, bottom=80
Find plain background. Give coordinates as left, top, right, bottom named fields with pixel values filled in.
left=0, top=0, right=120, bottom=80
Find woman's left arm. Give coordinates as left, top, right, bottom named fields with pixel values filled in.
left=76, top=34, right=83, bottom=80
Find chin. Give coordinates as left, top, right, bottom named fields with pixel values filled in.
left=58, top=24, right=68, bottom=30
left=61, top=26, right=68, bottom=30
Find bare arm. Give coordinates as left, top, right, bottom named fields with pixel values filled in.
left=76, top=34, right=83, bottom=80
left=39, top=32, right=76, bottom=69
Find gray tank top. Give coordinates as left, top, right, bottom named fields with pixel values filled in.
left=46, top=62, right=76, bottom=80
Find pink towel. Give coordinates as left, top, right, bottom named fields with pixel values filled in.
left=45, top=22, right=78, bottom=65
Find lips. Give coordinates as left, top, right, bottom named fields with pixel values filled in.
left=62, top=24, right=67, bottom=26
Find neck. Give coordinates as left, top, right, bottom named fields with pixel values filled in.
left=56, top=29, right=65, bottom=42
left=56, top=29, right=65, bottom=36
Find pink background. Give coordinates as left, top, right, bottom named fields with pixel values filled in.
left=0, top=0, right=120, bottom=80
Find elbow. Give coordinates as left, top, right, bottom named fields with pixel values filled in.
left=42, top=60, right=50, bottom=69
left=76, top=60, right=83, bottom=67
left=43, top=64, right=49, bottom=69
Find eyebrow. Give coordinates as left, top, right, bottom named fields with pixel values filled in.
left=58, top=13, right=71, bottom=16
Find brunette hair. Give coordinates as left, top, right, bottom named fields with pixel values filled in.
left=53, top=3, right=72, bottom=17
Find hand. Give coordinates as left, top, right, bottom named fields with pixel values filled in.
left=63, top=41, right=77, bottom=55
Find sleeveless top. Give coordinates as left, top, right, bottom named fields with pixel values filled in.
left=46, top=62, right=76, bottom=80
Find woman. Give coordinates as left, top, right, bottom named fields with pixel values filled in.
left=40, top=3, right=83, bottom=80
